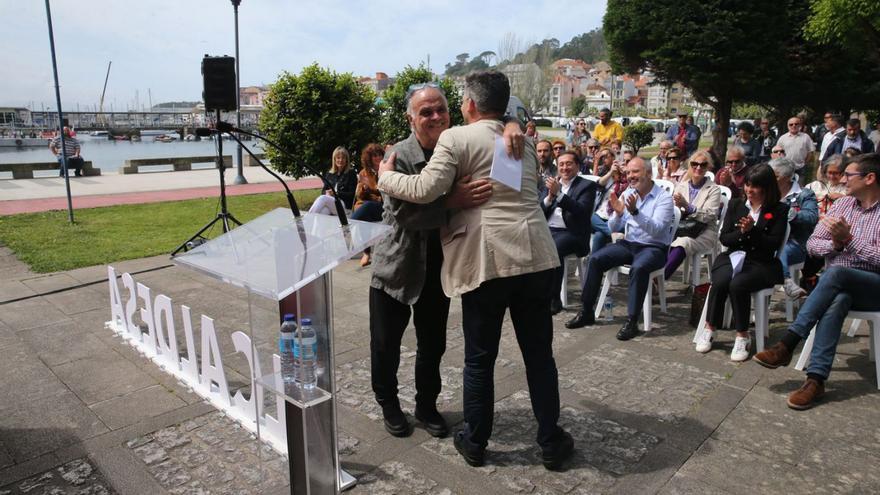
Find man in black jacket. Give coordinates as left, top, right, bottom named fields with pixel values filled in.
left=541, top=150, right=597, bottom=314
left=825, top=119, right=875, bottom=158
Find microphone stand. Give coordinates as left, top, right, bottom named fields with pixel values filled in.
left=171, top=110, right=243, bottom=256
left=216, top=122, right=348, bottom=226
left=223, top=131, right=301, bottom=218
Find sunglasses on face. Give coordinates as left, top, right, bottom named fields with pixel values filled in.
left=726, top=159, right=743, bottom=164
left=690, top=161, right=709, bottom=168
left=553, top=146, right=564, bottom=150
left=668, top=156, right=680, bottom=160
left=772, top=149, right=785, bottom=154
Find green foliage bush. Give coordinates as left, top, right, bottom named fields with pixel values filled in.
left=258, top=64, right=379, bottom=178
left=623, top=122, right=655, bottom=153
left=377, top=65, right=463, bottom=145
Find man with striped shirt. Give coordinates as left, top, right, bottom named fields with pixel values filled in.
left=754, top=153, right=880, bottom=410
left=49, top=126, right=81, bottom=177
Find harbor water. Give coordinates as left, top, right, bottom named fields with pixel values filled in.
left=0, top=134, right=264, bottom=173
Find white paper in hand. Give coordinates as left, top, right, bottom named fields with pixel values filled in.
left=490, top=136, right=522, bottom=191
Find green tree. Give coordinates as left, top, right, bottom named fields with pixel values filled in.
left=622, top=122, right=654, bottom=153
left=377, top=65, right=463, bottom=145
left=568, top=96, right=586, bottom=117
left=553, top=29, right=608, bottom=64
left=258, top=64, right=378, bottom=178
left=804, top=0, right=880, bottom=62
left=604, top=0, right=786, bottom=160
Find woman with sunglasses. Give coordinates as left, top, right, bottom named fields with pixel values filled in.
left=567, top=119, right=591, bottom=148
left=658, top=146, right=687, bottom=184
left=664, top=150, right=722, bottom=279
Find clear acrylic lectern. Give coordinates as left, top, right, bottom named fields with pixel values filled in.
left=174, top=209, right=390, bottom=494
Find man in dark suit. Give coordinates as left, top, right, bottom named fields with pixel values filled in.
left=541, top=149, right=597, bottom=314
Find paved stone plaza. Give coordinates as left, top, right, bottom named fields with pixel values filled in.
left=2, top=246, right=880, bottom=494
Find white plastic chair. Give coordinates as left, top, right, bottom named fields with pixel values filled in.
left=594, top=207, right=681, bottom=331
left=560, top=254, right=589, bottom=309
left=785, top=261, right=805, bottom=322
left=705, top=170, right=715, bottom=182
left=682, top=187, right=730, bottom=286
left=693, top=223, right=790, bottom=352
left=793, top=311, right=880, bottom=389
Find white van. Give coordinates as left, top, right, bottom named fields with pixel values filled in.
left=505, top=96, right=532, bottom=125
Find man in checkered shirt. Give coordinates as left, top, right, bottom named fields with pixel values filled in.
left=49, top=126, right=81, bottom=177
left=754, top=153, right=880, bottom=410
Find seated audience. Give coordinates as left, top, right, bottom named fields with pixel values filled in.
left=716, top=146, right=751, bottom=199
left=663, top=150, right=722, bottom=279
left=551, top=140, right=566, bottom=166
left=768, top=158, right=819, bottom=300
left=352, top=143, right=386, bottom=266
left=590, top=148, right=628, bottom=253
left=651, top=140, right=673, bottom=178
left=580, top=138, right=600, bottom=174
left=658, top=146, right=687, bottom=184
left=754, top=153, right=880, bottom=410
left=733, top=122, right=762, bottom=166
left=695, top=164, right=789, bottom=361
left=541, top=150, right=597, bottom=315
left=309, top=146, right=359, bottom=214
left=535, top=140, right=556, bottom=199
left=807, top=155, right=847, bottom=216
left=566, top=157, right=675, bottom=341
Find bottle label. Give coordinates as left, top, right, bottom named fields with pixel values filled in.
left=293, top=339, right=317, bottom=358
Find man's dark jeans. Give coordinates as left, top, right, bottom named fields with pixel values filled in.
left=369, top=245, right=449, bottom=410
left=459, top=268, right=562, bottom=449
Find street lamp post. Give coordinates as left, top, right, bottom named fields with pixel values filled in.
left=231, top=0, right=247, bottom=184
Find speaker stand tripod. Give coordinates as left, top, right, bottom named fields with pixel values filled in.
left=172, top=110, right=242, bottom=256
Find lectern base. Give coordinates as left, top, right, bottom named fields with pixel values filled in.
left=340, top=469, right=357, bottom=491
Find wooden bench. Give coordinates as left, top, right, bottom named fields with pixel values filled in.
left=120, top=155, right=232, bottom=174
left=0, top=160, right=101, bottom=179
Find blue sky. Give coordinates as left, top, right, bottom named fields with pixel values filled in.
left=0, top=0, right=606, bottom=110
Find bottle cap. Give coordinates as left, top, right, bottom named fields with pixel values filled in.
left=301, top=318, right=311, bottom=325
left=283, top=313, right=296, bottom=321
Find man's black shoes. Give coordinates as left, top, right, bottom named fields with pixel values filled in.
left=616, top=318, right=640, bottom=341
left=542, top=429, right=575, bottom=471
left=550, top=299, right=563, bottom=316
left=453, top=430, right=485, bottom=467
left=414, top=405, right=449, bottom=438
left=382, top=405, right=412, bottom=438
left=565, top=310, right=595, bottom=329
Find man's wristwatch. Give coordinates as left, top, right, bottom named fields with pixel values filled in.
left=630, top=207, right=639, bottom=216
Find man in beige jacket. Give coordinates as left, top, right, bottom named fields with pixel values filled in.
left=378, top=71, right=573, bottom=471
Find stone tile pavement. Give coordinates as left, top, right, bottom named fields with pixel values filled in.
left=2, top=248, right=880, bottom=494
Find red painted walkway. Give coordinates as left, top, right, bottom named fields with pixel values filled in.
left=0, top=178, right=323, bottom=215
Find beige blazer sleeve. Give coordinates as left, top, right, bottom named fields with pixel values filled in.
left=378, top=130, right=459, bottom=204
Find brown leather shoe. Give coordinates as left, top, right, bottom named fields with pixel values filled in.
left=787, top=377, right=825, bottom=410
left=753, top=342, right=793, bottom=369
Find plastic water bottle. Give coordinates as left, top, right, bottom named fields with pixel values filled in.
left=603, top=297, right=614, bottom=322
left=279, top=314, right=297, bottom=383
left=294, top=318, right=318, bottom=390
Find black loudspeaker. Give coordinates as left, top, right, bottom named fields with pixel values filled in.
left=202, top=55, right=237, bottom=111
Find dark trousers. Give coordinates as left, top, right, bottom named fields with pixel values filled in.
left=351, top=200, right=383, bottom=222
left=460, top=269, right=561, bottom=449
left=706, top=253, right=779, bottom=332
left=550, top=228, right=587, bottom=304
left=580, top=240, right=668, bottom=318
left=369, top=245, right=449, bottom=409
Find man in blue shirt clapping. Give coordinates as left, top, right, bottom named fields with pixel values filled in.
left=566, top=157, right=675, bottom=340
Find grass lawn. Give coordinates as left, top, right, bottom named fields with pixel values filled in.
left=0, top=189, right=321, bottom=274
